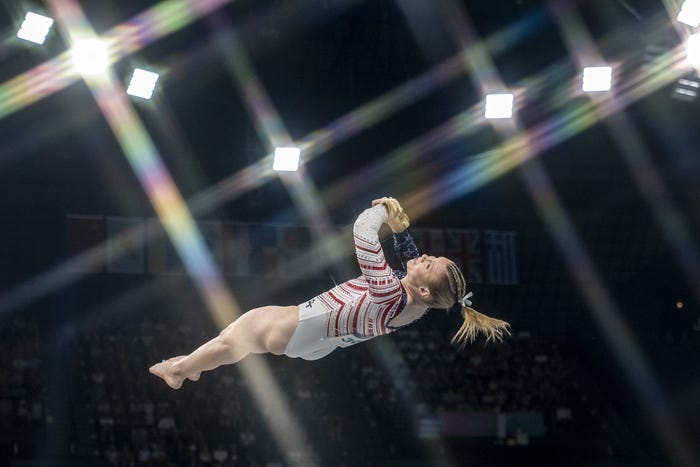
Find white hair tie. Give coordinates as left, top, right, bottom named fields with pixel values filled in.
left=459, top=291, right=473, bottom=307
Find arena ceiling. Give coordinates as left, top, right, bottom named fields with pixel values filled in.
left=0, top=0, right=698, bottom=317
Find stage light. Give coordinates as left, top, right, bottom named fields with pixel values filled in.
left=582, top=66, right=612, bottom=92
left=16, top=12, right=54, bottom=45
left=484, top=93, right=514, bottom=119
left=273, top=147, right=301, bottom=171
left=71, top=38, right=109, bottom=76
left=127, top=69, right=160, bottom=99
left=686, top=33, right=700, bottom=68
left=677, top=0, right=700, bottom=27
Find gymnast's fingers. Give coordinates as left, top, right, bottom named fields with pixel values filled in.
left=372, top=197, right=389, bottom=206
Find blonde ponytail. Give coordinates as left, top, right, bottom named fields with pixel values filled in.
left=451, top=306, right=510, bottom=348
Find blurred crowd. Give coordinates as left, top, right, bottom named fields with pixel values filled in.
left=0, top=312, right=597, bottom=466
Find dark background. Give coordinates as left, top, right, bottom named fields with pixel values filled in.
left=0, top=0, right=699, bottom=466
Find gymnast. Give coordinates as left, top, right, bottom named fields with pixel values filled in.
left=150, top=197, right=510, bottom=389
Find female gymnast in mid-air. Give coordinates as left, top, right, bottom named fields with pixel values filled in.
left=150, top=197, right=510, bottom=389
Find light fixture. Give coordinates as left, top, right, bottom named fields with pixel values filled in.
left=273, top=147, right=301, bottom=171
left=71, top=38, right=109, bottom=76
left=582, top=66, right=612, bottom=92
left=127, top=68, right=160, bottom=99
left=484, top=93, right=514, bottom=119
left=677, top=0, right=700, bottom=27
left=16, top=12, right=54, bottom=45
left=687, top=33, right=700, bottom=68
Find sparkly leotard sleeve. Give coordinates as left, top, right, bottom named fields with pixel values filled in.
left=320, top=205, right=405, bottom=338
left=392, top=229, right=420, bottom=270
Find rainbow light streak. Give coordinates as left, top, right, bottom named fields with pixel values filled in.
left=193, top=14, right=321, bottom=466
left=371, top=338, right=457, bottom=463
left=107, top=0, right=232, bottom=63
left=0, top=7, right=680, bottom=316
left=552, top=2, right=700, bottom=308
left=607, top=114, right=700, bottom=300
left=46, top=7, right=320, bottom=463
left=0, top=34, right=682, bottom=316
left=96, top=88, right=238, bottom=328
left=518, top=158, right=699, bottom=467
left=443, top=0, right=502, bottom=96
left=324, top=105, right=485, bottom=208
left=48, top=0, right=240, bottom=330
left=447, top=4, right=697, bottom=463
left=385, top=42, right=687, bottom=219
left=0, top=5, right=546, bottom=309
left=0, top=0, right=232, bottom=124
left=207, top=13, right=352, bottom=283
left=330, top=73, right=571, bottom=213
left=297, top=9, right=547, bottom=159
left=660, top=0, right=696, bottom=43
left=0, top=219, right=162, bottom=316
left=437, top=34, right=686, bottom=203
left=209, top=14, right=289, bottom=150
left=0, top=6, right=543, bottom=314
left=278, top=169, right=356, bottom=280
left=0, top=53, right=75, bottom=120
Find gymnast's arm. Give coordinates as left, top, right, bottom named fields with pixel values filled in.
left=353, top=205, right=401, bottom=296
left=370, top=196, right=418, bottom=269
left=393, top=229, right=420, bottom=270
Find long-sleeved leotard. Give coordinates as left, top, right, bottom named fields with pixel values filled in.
left=320, top=205, right=403, bottom=338
left=392, top=228, right=420, bottom=271
left=321, top=205, right=422, bottom=338
left=284, top=205, right=422, bottom=359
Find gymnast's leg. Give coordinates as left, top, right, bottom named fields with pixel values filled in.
left=149, top=305, right=299, bottom=389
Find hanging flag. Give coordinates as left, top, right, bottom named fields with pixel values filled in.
left=146, top=219, right=181, bottom=274
left=197, top=220, right=224, bottom=266
left=106, top=217, right=145, bottom=274
left=279, top=225, right=312, bottom=277
left=446, top=229, right=484, bottom=285
left=65, top=215, right=105, bottom=272
left=222, top=223, right=252, bottom=276
left=248, top=224, right=281, bottom=277
left=484, top=230, right=518, bottom=285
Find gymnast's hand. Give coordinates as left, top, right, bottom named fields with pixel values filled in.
left=372, top=197, right=410, bottom=233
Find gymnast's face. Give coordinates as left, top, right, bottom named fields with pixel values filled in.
left=406, top=254, right=451, bottom=288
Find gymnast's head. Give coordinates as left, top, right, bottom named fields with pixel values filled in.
left=404, top=254, right=510, bottom=347
left=404, top=254, right=463, bottom=308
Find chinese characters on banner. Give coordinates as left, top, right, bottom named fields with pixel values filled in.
left=410, top=228, right=518, bottom=285
left=65, top=216, right=518, bottom=285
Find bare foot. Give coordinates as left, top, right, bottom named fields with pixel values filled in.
left=164, top=356, right=201, bottom=382
left=149, top=360, right=184, bottom=389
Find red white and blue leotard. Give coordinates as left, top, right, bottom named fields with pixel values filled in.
left=284, top=205, right=422, bottom=360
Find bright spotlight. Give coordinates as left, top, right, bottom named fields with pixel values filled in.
left=484, top=93, right=514, bottom=119
left=677, top=0, right=700, bottom=27
left=127, top=69, right=160, bottom=100
left=582, top=66, right=612, bottom=92
left=16, top=12, right=54, bottom=45
left=71, top=38, right=109, bottom=76
left=687, top=34, right=700, bottom=68
left=273, top=147, right=301, bottom=171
